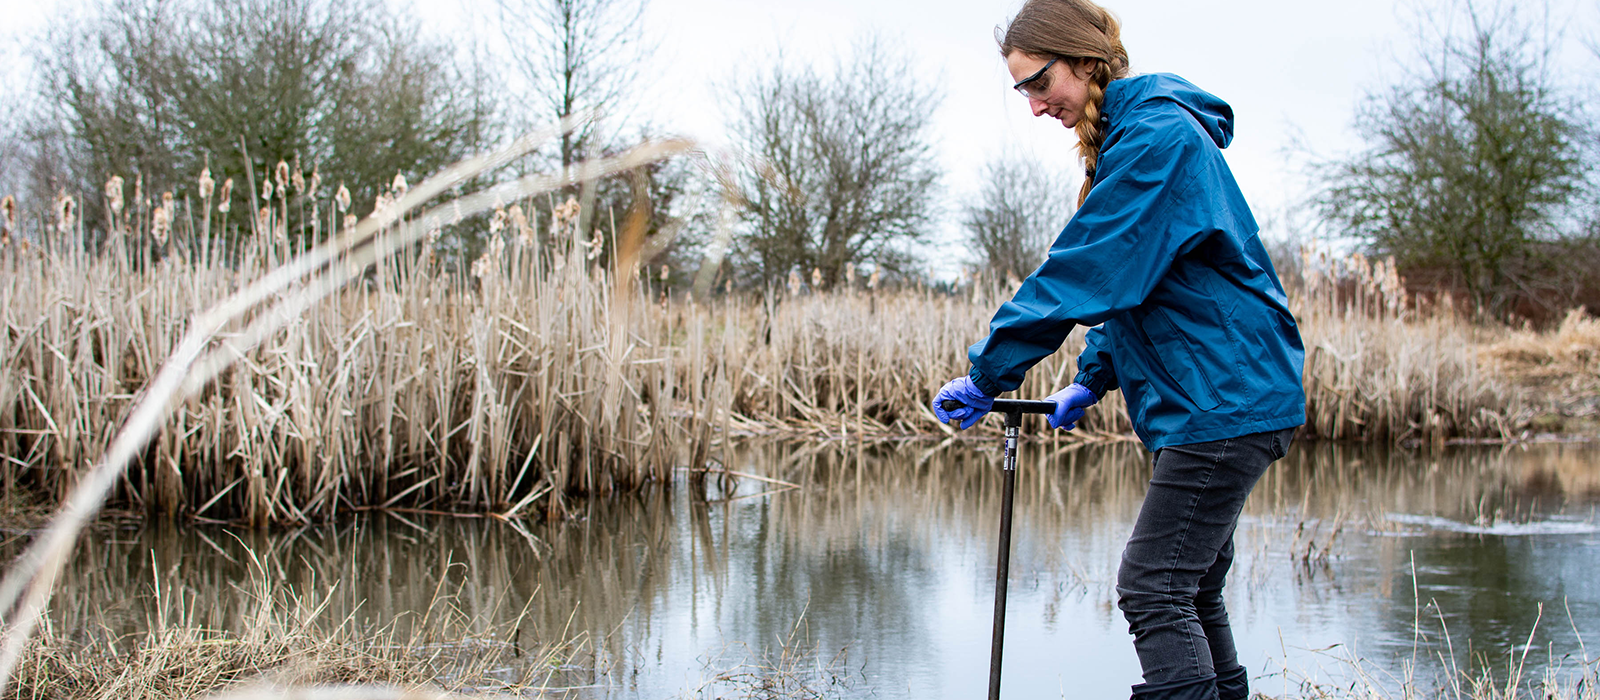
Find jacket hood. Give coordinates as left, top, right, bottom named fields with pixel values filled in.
left=1103, top=73, right=1234, bottom=148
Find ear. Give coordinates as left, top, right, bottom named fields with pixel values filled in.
left=1071, top=58, right=1098, bottom=79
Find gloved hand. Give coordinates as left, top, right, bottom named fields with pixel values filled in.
left=1046, top=383, right=1098, bottom=430
left=932, top=376, right=995, bottom=430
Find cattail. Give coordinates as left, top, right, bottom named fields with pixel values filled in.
left=307, top=166, right=321, bottom=199
left=133, top=175, right=143, bottom=212
left=335, top=183, right=351, bottom=213
left=257, top=208, right=271, bottom=236
left=291, top=165, right=305, bottom=197
left=552, top=196, right=581, bottom=239
left=787, top=269, right=801, bottom=296
left=845, top=264, right=856, bottom=286
left=197, top=168, right=214, bottom=199
left=274, top=160, right=289, bottom=198
left=725, top=278, right=733, bottom=295
left=56, top=192, right=76, bottom=237
left=343, top=214, right=357, bottom=234
left=868, top=269, right=881, bottom=290
left=811, top=267, right=822, bottom=289
left=261, top=179, right=272, bottom=202
left=391, top=172, right=408, bottom=198
left=510, top=204, right=533, bottom=246
left=1, top=195, right=12, bottom=247
left=151, top=204, right=170, bottom=245
left=106, top=176, right=126, bottom=215
left=218, top=178, right=233, bottom=213
left=489, top=206, right=506, bottom=234
left=660, top=265, right=670, bottom=282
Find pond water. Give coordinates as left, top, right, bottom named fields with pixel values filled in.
left=32, top=438, right=1600, bottom=698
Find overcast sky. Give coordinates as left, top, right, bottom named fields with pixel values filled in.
left=8, top=0, right=1597, bottom=273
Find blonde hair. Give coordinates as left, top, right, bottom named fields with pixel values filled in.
left=999, top=0, right=1130, bottom=206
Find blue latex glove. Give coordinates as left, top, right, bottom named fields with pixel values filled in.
left=932, top=376, right=995, bottom=430
left=1046, top=383, right=1099, bottom=430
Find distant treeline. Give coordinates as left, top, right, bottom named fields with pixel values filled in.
left=3, top=0, right=1598, bottom=321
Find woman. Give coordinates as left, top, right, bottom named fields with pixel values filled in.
left=931, top=2, right=1306, bottom=699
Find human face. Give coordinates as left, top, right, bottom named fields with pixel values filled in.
left=1006, top=52, right=1092, bottom=128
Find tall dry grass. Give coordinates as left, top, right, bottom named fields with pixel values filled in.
left=0, top=187, right=1548, bottom=526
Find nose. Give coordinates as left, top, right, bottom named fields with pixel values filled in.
left=1029, top=97, right=1049, bottom=117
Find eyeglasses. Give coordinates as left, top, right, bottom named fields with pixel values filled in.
left=1013, top=57, right=1058, bottom=100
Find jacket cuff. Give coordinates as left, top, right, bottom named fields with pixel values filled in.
left=1073, top=370, right=1111, bottom=399
left=967, top=367, right=1005, bottom=398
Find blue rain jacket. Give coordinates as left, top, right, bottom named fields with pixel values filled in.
left=967, top=73, right=1305, bottom=450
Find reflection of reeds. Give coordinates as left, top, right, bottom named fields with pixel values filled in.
left=10, top=540, right=569, bottom=698
left=18, top=441, right=1596, bottom=698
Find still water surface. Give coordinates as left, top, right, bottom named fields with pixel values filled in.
left=39, top=439, right=1600, bottom=698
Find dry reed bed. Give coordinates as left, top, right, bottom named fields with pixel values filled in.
left=0, top=208, right=1545, bottom=523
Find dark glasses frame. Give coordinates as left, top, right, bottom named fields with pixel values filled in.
left=1012, top=57, right=1059, bottom=99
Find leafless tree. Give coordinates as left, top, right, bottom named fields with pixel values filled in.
left=32, top=0, right=492, bottom=241
left=963, top=153, right=1077, bottom=281
left=728, top=37, right=942, bottom=287
left=494, top=0, right=652, bottom=168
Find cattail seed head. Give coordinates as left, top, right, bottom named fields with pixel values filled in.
left=307, top=166, right=321, bottom=198
left=257, top=208, right=271, bottom=236
left=291, top=165, right=305, bottom=197
left=811, top=267, right=822, bottom=288
left=553, top=196, right=581, bottom=239
left=391, top=172, right=408, bottom=197
left=56, top=192, right=77, bottom=237
left=1, top=195, right=14, bottom=240
left=510, top=204, right=533, bottom=245
left=151, top=205, right=170, bottom=245
left=343, top=214, right=357, bottom=234
left=197, top=168, right=214, bottom=199
left=489, top=206, right=506, bottom=234
left=787, top=269, right=801, bottom=296
left=660, top=264, right=670, bottom=282
left=275, top=160, right=289, bottom=189
left=261, top=179, right=272, bottom=202
left=218, top=178, right=233, bottom=213
left=868, top=269, right=881, bottom=290
left=106, top=176, right=126, bottom=214
left=845, top=264, right=856, bottom=286
left=335, top=183, right=351, bottom=213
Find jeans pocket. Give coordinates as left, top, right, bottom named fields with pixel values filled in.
left=1269, top=428, right=1295, bottom=461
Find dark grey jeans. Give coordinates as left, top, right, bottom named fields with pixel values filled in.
left=1117, top=427, right=1296, bottom=698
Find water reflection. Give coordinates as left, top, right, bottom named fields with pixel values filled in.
left=26, top=440, right=1600, bottom=698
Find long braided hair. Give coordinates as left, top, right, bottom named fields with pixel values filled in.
left=1000, top=0, right=1130, bottom=207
